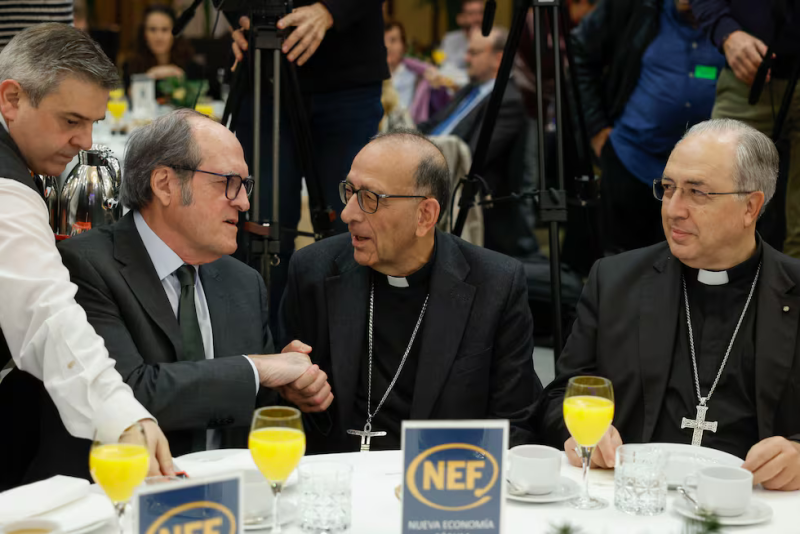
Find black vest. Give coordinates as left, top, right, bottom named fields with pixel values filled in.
left=0, top=126, right=39, bottom=370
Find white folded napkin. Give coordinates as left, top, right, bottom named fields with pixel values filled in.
left=0, top=476, right=89, bottom=525
left=38, top=493, right=115, bottom=533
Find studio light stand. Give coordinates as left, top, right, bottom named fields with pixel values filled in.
left=452, top=0, right=594, bottom=362
left=213, top=0, right=336, bottom=289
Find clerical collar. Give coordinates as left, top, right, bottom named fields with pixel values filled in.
left=374, top=240, right=437, bottom=289
left=687, top=236, right=763, bottom=286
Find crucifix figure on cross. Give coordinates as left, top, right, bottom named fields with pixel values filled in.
left=347, top=424, right=387, bottom=452
left=681, top=398, right=718, bottom=446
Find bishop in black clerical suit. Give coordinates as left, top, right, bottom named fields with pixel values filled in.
left=278, top=130, right=542, bottom=454
left=536, top=119, right=800, bottom=491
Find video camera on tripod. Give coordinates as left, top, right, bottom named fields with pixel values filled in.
left=207, top=0, right=335, bottom=290
left=213, top=0, right=292, bottom=49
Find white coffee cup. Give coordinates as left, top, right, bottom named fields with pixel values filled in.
left=508, top=445, right=562, bottom=495
left=243, top=469, right=273, bottom=524
left=683, top=466, right=753, bottom=517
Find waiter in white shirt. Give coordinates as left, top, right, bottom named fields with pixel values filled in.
left=0, top=24, right=174, bottom=478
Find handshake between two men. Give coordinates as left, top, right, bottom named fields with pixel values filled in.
left=251, top=340, right=333, bottom=414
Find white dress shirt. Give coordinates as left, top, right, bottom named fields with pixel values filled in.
left=133, top=211, right=259, bottom=449
left=392, top=63, right=418, bottom=112
left=0, top=179, right=151, bottom=444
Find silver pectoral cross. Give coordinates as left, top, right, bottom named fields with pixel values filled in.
left=681, top=398, right=718, bottom=446
left=347, top=422, right=386, bottom=452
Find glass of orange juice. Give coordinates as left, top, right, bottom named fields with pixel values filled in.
left=106, top=89, right=128, bottom=134
left=249, top=407, right=305, bottom=533
left=89, top=423, right=150, bottom=533
left=563, top=376, right=614, bottom=510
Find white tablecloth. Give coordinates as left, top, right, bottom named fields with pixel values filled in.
left=291, top=451, right=800, bottom=534
left=86, top=449, right=800, bottom=534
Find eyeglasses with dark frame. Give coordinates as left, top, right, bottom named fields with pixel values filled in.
left=652, top=178, right=755, bottom=206
left=339, top=181, right=427, bottom=214
left=172, top=166, right=255, bottom=200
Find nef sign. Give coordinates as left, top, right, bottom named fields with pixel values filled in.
left=402, top=421, right=508, bottom=534
left=145, top=502, right=236, bottom=534
left=406, top=443, right=499, bottom=511
left=136, top=476, right=242, bottom=534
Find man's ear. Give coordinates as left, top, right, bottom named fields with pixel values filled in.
left=0, top=80, right=24, bottom=123
left=150, top=167, right=174, bottom=207
left=416, top=198, right=440, bottom=237
left=745, top=191, right=766, bottom=227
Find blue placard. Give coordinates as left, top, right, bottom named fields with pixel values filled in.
left=135, top=474, right=243, bottom=534
left=401, top=420, right=508, bottom=534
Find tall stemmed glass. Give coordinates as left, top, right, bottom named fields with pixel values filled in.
left=563, top=376, right=615, bottom=510
left=90, top=423, right=150, bottom=533
left=249, top=407, right=305, bottom=533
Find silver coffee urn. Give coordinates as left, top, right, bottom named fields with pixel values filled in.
left=58, top=145, right=122, bottom=236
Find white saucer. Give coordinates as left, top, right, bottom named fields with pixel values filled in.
left=506, top=477, right=580, bottom=504
left=674, top=497, right=773, bottom=526
left=243, top=501, right=297, bottom=531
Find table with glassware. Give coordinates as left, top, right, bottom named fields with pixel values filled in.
left=68, top=447, right=794, bottom=534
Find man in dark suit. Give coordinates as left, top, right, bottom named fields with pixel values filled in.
left=537, top=119, right=800, bottom=491
left=419, top=27, right=531, bottom=257
left=278, top=130, right=542, bottom=454
left=16, top=109, right=332, bottom=482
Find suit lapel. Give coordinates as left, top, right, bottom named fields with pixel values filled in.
left=639, top=250, right=681, bottom=442
left=753, top=245, right=798, bottom=439
left=325, top=249, right=369, bottom=430
left=114, top=213, right=182, bottom=356
left=200, top=263, right=227, bottom=358
left=410, top=232, right=476, bottom=419
left=451, top=99, right=487, bottom=142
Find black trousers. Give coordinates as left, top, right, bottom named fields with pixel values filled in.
left=599, top=140, right=665, bottom=255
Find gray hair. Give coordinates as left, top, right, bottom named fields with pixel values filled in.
left=682, top=119, right=779, bottom=216
left=121, top=109, right=204, bottom=210
left=0, top=23, right=119, bottom=107
left=372, top=129, right=451, bottom=222
left=490, top=27, right=509, bottom=53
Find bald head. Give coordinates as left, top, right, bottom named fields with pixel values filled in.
left=370, top=130, right=451, bottom=220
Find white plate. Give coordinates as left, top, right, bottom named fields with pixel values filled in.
left=506, top=477, right=580, bottom=504
left=175, top=449, right=298, bottom=488
left=243, top=500, right=297, bottom=531
left=674, top=497, right=773, bottom=526
left=624, top=443, right=743, bottom=488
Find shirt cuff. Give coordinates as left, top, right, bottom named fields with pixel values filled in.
left=243, top=355, right=260, bottom=394
left=712, top=16, right=742, bottom=51
left=93, top=389, right=153, bottom=444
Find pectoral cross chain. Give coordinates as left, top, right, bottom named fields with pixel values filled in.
left=681, top=399, right=718, bottom=447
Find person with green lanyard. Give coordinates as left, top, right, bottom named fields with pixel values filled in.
left=571, top=0, right=725, bottom=255
left=692, top=0, right=800, bottom=258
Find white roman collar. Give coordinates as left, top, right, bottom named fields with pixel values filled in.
left=697, top=269, right=729, bottom=286
left=387, top=275, right=409, bottom=288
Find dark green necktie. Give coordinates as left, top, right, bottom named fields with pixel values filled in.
left=176, top=265, right=205, bottom=362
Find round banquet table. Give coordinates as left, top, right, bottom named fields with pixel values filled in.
left=97, top=450, right=800, bottom=534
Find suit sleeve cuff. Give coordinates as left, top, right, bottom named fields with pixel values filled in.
left=712, top=16, right=742, bottom=51
left=243, top=355, right=260, bottom=394
left=94, top=389, right=154, bottom=443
